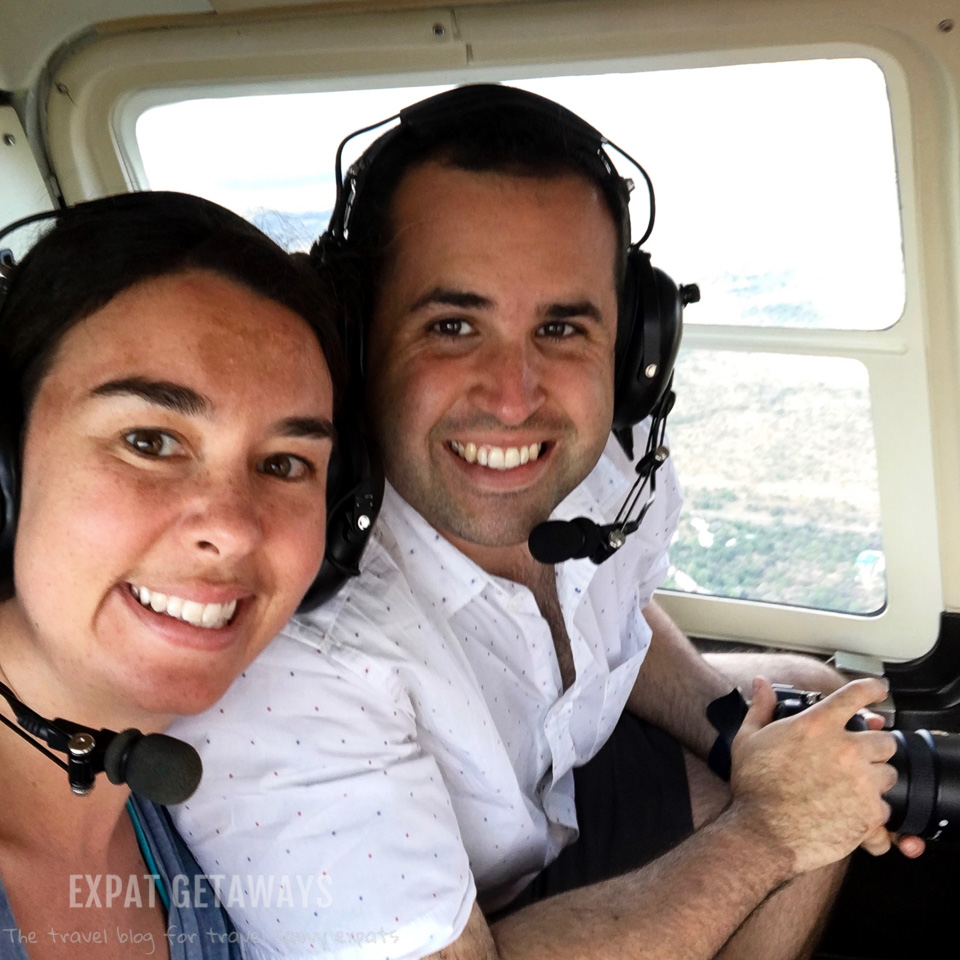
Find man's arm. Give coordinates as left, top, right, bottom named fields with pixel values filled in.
left=625, top=599, right=922, bottom=859
left=625, top=599, right=733, bottom=759
left=427, top=678, right=897, bottom=960
left=435, top=812, right=788, bottom=960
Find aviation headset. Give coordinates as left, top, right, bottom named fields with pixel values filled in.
left=0, top=191, right=372, bottom=612
left=312, top=83, right=699, bottom=578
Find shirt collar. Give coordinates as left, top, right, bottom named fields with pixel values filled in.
left=377, top=482, right=490, bottom=618
left=375, top=439, right=633, bottom=619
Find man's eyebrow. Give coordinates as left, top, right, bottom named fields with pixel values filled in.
left=543, top=300, right=604, bottom=324
left=90, top=377, right=210, bottom=416
left=278, top=417, right=337, bottom=443
left=410, top=287, right=494, bottom=313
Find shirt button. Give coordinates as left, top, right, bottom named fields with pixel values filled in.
left=507, top=594, right=525, bottom=613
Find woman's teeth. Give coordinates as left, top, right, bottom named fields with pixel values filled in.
left=449, top=441, right=541, bottom=470
left=130, top=585, right=237, bottom=629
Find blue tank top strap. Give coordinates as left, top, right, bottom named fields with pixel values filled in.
left=128, top=796, right=171, bottom=911
left=127, top=793, right=241, bottom=959
left=0, top=870, right=30, bottom=960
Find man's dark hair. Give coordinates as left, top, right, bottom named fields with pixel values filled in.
left=332, top=89, right=633, bottom=331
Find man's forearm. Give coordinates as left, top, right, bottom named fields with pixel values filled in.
left=627, top=600, right=734, bottom=758
left=432, top=678, right=895, bottom=960
left=488, top=806, right=791, bottom=960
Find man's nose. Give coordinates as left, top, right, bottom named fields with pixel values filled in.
left=180, top=471, right=263, bottom=559
left=470, top=340, right=546, bottom=425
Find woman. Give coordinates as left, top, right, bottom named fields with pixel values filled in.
left=0, top=192, right=343, bottom=958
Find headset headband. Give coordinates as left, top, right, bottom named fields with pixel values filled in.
left=330, top=84, right=656, bottom=248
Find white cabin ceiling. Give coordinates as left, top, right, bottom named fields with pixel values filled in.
left=0, top=0, right=210, bottom=90
left=0, top=0, right=519, bottom=93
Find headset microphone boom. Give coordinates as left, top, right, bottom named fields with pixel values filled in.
left=0, top=679, right=202, bottom=804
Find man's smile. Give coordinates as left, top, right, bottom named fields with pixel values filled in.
left=448, top=440, right=544, bottom=470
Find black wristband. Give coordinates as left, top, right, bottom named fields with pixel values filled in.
left=705, top=688, right=749, bottom=781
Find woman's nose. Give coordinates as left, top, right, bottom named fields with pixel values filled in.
left=181, top=473, right=263, bottom=560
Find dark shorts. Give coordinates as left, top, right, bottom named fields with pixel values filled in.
left=496, top=712, right=695, bottom=915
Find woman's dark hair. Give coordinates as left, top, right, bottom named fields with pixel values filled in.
left=0, top=191, right=346, bottom=598
left=0, top=192, right=345, bottom=420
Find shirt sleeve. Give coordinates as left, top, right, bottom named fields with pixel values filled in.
left=169, top=630, right=475, bottom=960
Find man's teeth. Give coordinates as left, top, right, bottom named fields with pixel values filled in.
left=449, top=441, right=541, bottom=470
left=130, top=585, right=237, bottom=629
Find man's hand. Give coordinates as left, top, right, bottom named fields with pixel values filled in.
left=729, top=676, right=898, bottom=877
left=857, top=709, right=926, bottom=858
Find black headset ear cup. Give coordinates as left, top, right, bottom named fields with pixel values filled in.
left=612, top=246, right=684, bottom=431
left=0, top=347, right=19, bottom=583
left=0, top=414, right=17, bottom=584
left=298, top=412, right=384, bottom=613
left=300, top=232, right=384, bottom=612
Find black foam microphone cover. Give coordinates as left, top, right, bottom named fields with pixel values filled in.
left=528, top=516, right=604, bottom=564
left=104, top=729, right=203, bottom=805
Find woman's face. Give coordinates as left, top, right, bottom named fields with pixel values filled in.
left=10, top=269, right=334, bottom=722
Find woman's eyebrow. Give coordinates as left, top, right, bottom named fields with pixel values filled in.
left=89, top=379, right=334, bottom=439
left=90, top=377, right=210, bottom=416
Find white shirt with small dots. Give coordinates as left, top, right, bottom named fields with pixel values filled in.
left=171, top=426, right=682, bottom=960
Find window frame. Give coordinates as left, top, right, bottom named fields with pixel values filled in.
left=42, top=0, right=959, bottom=662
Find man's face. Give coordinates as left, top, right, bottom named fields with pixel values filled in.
left=366, top=161, right=619, bottom=559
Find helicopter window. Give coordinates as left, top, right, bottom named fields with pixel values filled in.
left=665, top=352, right=883, bottom=615
left=137, top=60, right=903, bottom=332
left=127, top=53, right=935, bottom=658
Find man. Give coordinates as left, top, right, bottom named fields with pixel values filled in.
left=171, top=86, right=905, bottom=960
